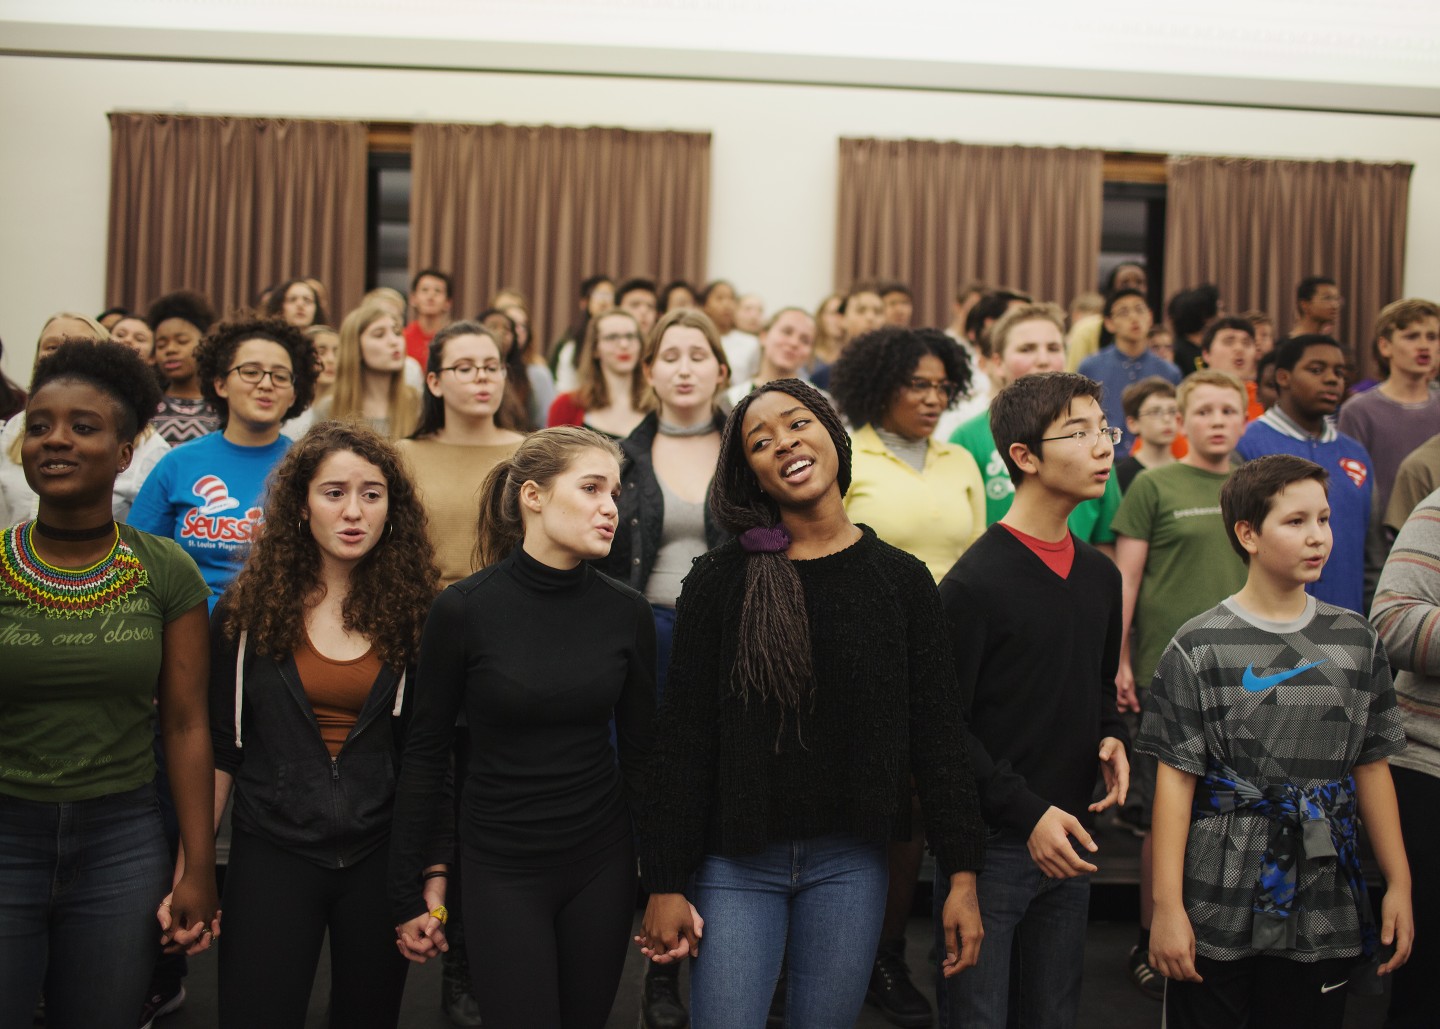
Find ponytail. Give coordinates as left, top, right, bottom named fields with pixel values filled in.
left=473, top=457, right=523, bottom=570
left=472, top=425, right=623, bottom=570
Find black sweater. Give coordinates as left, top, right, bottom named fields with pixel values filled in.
left=938, top=524, right=1128, bottom=841
left=388, top=546, right=656, bottom=921
left=639, top=528, right=986, bottom=894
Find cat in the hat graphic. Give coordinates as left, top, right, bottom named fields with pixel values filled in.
left=191, top=475, right=241, bottom=516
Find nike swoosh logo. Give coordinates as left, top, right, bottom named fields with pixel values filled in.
left=1319, top=980, right=1348, bottom=993
left=1241, top=660, right=1326, bottom=692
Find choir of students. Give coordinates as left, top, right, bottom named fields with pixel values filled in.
left=1, top=269, right=1436, bottom=1029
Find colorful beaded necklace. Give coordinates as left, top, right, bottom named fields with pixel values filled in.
left=0, top=521, right=147, bottom=618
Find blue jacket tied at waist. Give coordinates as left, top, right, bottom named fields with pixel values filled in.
left=1194, top=759, right=1376, bottom=956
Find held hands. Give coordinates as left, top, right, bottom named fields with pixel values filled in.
left=1149, top=904, right=1202, bottom=983
left=1027, top=806, right=1099, bottom=878
left=1089, top=737, right=1130, bottom=814
left=395, top=874, right=450, bottom=964
left=158, top=873, right=222, bottom=956
left=636, top=893, right=704, bottom=963
left=1376, top=884, right=1414, bottom=975
left=939, top=872, right=984, bottom=977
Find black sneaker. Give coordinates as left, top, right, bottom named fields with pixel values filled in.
left=866, top=939, right=933, bottom=1028
left=138, top=983, right=185, bottom=1029
left=640, top=961, right=688, bottom=1028
left=1128, top=945, right=1165, bottom=1001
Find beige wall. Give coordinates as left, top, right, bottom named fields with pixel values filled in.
left=2, top=52, right=1436, bottom=384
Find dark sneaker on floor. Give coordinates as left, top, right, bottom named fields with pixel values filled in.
left=1113, top=808, right=1150, bottom=838
left=440, top=953, right=483, bottom=1027
left=866, top=939, right=933, bottom=1028
left=640, top=961, right=688, bottom=1028
left=1128, top=945, right=1165, bottom=1001
left=138, top=983, right=185, bottom=1029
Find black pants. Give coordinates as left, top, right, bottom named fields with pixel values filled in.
left=1388, top=765, right=1438, bottom=1028
left=218, top=828, right=408, bottom=1029
left=1164, top=953, right=1353, bottom=1029
left=463, top=828, right=635, bottom=1029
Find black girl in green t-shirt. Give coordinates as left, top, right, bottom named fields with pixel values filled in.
left=0, top=341, right=220, bottom=1029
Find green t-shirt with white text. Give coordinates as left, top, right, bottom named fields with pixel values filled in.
left=1110, top=462, right=1247, bottom=687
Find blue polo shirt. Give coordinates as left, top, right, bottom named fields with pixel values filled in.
left=1235, top=407, right=1373, bottom=613
left=1077, top=346, right=1182, bottom=432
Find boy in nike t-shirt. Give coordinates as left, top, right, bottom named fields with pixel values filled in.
left=1138, top=454, right=1412, bottom=1029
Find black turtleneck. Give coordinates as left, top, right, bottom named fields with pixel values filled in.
left=388, top=545, right=656, bottom=922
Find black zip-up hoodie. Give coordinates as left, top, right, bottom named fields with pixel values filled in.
left=209, top=600, right=452, bottom=870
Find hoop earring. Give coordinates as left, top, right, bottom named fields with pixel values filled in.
left=384, top=521, right=395, bottom=542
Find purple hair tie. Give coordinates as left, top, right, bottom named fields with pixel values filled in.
left=739, top=523, right=792, bottom=554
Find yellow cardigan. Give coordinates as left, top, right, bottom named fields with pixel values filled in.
left=843, top=423, right=986, bottom=584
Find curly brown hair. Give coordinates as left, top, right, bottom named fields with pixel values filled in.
left=222, top=421, right=440, bottom=666
left=196, top=315, right=318, bottom=427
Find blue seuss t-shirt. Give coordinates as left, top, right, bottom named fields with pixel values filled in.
left=1235, top=408, right=1373, bottom=614
left=127, top=433, right=291, bottom=609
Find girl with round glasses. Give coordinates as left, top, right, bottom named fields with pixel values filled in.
left=829, top=326, right=985, bottom=1022
left=130, top=318, right=317, bottom=604
left=547, top=310, right=647, bottom=439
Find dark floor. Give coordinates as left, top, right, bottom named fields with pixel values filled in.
left=158, top=819, right=1388, bottom=1028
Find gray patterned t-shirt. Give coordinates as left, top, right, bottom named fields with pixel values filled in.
left=1137, top=596, right=1405, bottom=962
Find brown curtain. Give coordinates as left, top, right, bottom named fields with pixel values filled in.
left=1164, top=156, right=1411, bottom=380
left=836, top=138, right=1103, bottom=325
left=107, top=113, right=368, bottom=321
left=409, top=122, right=710, bottom=349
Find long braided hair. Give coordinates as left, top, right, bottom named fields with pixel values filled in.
left=709, top=378, right=852, bottom=739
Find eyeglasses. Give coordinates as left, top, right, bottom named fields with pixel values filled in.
left=904, top=378, right=961, bottom=402
left=599, top=332, right=641, bottom=346
left=228, top=364, right=294, bottom=387
left=1040, top=426, right=1124, bottom=449
left=439, top=363, right=506, bottom=382
left=1138, top=406, right=1179, bottom=420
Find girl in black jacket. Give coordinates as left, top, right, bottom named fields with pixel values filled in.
left=208, top=422, right=442, bottom=1029
left=596, top=306, right=731, bottom=1026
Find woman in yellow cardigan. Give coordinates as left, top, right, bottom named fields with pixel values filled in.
left=828, top=325, right=985, bottom=1026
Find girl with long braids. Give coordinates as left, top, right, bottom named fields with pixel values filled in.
left=636, top=378, right=988, bottom=1028
left=208, top=422, right=443, bottom=1029
left=389, top=426, right=656, bottom=1029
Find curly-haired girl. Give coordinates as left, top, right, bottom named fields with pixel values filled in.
left=208, top=421, right=442, bottom=1029
left=129, top=316, right=317, bottom=605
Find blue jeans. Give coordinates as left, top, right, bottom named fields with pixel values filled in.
left=0, top=783, right=169, bottom=1029
left=934, top=836, right=1090, bottom=1029
left=690, top=835, right=887, bottom=1029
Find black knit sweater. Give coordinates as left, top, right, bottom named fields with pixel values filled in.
left=639, top=527, right=986, bottom=893
left=938, top=524, right=1128, bottom=841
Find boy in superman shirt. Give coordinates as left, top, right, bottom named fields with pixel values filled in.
left=1139, top=454, right=1412, bottom=1028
